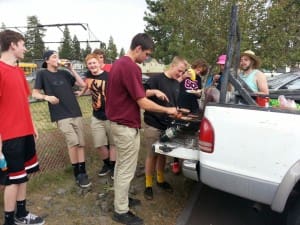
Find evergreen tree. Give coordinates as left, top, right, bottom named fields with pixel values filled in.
left=59, top=26, right=73, bottom=59
left=24, top=16, right=46, bottom=62
left=81, top=42, right=92, bottom=59
left=106, top=36, right=118, bottom=62
left=119, top=48, right=125, bottom=58
left=144, top=0, right=176, bottom=64
left=99, top=41, right=107, bottom=50
left=72, top=35, right=81, bottom=60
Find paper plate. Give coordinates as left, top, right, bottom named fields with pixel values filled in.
left=186, top=89, right=201, bottom=94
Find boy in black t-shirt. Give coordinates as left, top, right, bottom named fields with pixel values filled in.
left=32, top=50, right=91, bottom=189
left=77, top=54, right=116, bottom=179
left=143, top=56, right=188, bottom=200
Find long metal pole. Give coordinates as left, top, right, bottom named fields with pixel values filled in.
left=220, top=5, right=238, bottom=103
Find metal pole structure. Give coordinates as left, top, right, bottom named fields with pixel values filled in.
left=220, top=4, right=256, bottom=105
left=220, top=5, right=238, bottom=103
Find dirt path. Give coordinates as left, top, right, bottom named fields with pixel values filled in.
left=0, top=154, right=194, bottom=225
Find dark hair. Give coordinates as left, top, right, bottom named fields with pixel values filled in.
left=92, top=49, right=105, bottom=59
left=191, top=59, right=209, bottom=75
left=0, top=30, right=25, bottom=52
left=130, top=33, right=154, bottom=51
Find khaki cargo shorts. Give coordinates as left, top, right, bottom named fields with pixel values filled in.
left=57, top=117, right=85, bottom=148
left=90, top=116, right=114, bottom=148
left=143, top=123, right=161, bottom=157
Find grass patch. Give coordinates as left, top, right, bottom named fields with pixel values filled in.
left=28, top=167, right=73, bottom=192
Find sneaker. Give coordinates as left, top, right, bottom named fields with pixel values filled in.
left=157, top=181, right=173, bottom=193
left=144, top=187, right=153, bottom=200
left=76, top=173, right=92, bottom=188
left=14, top=212, right=45, bottom=225
left=98, top=164, right=111, bottom=177
left=129, top=197, right=141, bottom=207
left=172, top=162, right=180, bottom=174
left=112, top=211, right=143, bottom=225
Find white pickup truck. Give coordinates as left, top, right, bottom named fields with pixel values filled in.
left=154, top=102, right=300, bottom=225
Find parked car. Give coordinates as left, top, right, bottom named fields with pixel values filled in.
left=267, top=71, right=300, bottom=102
left=268, top=71, right=300, bottom=90
left=262, top=69, right=281, bottom=78
left=142, top=74, right=150, bottom=84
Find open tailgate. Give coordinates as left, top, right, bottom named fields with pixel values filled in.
left=152, top=133, right=200, bottom=160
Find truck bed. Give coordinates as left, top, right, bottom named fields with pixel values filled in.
left=154, top=103, right=300, bottom=211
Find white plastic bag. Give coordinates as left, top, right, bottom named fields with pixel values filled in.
left=278, top=95, right=297, bottom=110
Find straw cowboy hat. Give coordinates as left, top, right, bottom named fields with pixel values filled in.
left=240, top=50, right=261, bottom=69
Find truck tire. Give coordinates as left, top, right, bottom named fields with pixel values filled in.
left=287, top=200, right=300, bottom=225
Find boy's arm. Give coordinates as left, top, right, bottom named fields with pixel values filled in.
left=145, top=89, right=169, bottom=102
left=66, top=64, right=86, bottom=88
left=32, top=89, right=59, bottom=104
left=75, top=86, right=88, bottom=96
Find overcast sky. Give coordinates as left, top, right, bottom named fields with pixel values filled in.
left=0, top=0, right=148, bottom=52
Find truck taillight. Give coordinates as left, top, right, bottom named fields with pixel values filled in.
left=199, top=117, right=214, bottom=153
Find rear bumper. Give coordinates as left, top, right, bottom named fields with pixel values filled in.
left=182, top=160, right=199, bottom=181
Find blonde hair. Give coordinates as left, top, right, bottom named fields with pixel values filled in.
left=170, top=56, right=188, bottom=68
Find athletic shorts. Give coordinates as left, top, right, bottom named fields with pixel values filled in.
left=57, top=117, right=85, bottom=148
left=90, top=116, right=114, bottom=148
left=143, top=124, right=161, bottom=157
left=0, top=135, right=39, bottom=185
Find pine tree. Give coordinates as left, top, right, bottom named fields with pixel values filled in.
left=24, top=16, right=46, bottom=62
left=106, top=36, right=118, bottom=62
left=59, top=26, right=73, bottom=59
left=72, top=35, right=81, bottom=60
left=119, top=48, right=125, bottom=58
left=81, top=42, right=92, bottom=59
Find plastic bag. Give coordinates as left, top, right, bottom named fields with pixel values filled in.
left=278, top=95, right=297, bottom=110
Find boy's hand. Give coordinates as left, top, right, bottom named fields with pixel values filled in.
left=45, top=95, right=59, bottom=104
left=165, top=107, right=178, bottom=117
left=154, top=90, right=169, bottom=102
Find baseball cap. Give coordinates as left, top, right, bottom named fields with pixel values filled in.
left=216, top=54, right=227, bottom=65
left=41, top=50, right=57, bottom=68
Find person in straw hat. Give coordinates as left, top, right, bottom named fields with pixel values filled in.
left=239, top=50, right=269, bottom=95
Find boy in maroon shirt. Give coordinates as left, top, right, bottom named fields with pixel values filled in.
left=106, top=33, right=178, bottom=225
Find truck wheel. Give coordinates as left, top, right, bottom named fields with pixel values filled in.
left=287, top=200, right=300, bottom=225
